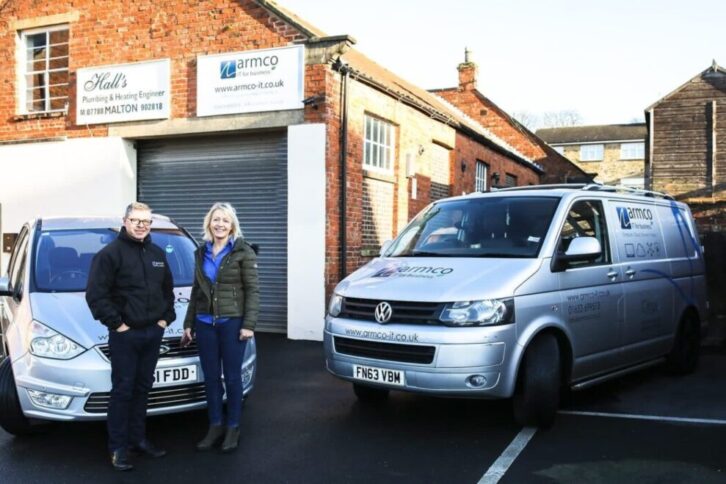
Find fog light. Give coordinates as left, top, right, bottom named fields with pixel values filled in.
left=241, top=363, right=255, bottom=388
left=27, top=389, right=72, bottom=409
left=466, top=375, right=487, bottom=388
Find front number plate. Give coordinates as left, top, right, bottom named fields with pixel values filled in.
left=153, top=365, right=197, bottom=387
left=352, top=364, right=405, bottom=386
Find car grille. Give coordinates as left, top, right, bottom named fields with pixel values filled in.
left=340, top=298, right=444, bottom=324
left=84, top=382, right=207, bottom=414
left=334, top=336, right=435, bottom=364
left=97, top=338, right=198, bottom=360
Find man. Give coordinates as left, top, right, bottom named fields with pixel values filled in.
left=86, top=202, right=176, bottom=471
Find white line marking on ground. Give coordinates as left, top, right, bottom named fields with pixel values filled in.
left=478, top=426, right=537, bottom=484
left=559, top=410, right=726, bottom=426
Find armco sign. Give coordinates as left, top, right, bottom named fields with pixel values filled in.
left=196, top=45, right=304, bottom=117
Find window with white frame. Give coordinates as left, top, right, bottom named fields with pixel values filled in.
left=21, top=25, right=69, bottom=113
left=552, top=146, right=565, bottom=155
left=364, top=115, right=395, bottom=172
left=580, top=144, right=604, bottom=161
left=620, top=142, right=645, bottom=160
left=475, top=160, right=488, bottom=192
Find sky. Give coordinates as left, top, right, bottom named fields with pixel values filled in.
left=280, top=0, right=725, bottom=127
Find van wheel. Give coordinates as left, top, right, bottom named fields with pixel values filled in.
left=0, top=358, right=37, bottom=436
left=513, top=333, right=561, bottom=428
left=353, top=383, right=389, bottom=402
left=665, top=312, right=700, bottom=375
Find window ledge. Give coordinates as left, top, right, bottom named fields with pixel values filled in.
left=363, top=169, right=395, bottom=184
left=14, top=111, right=67, bottom=121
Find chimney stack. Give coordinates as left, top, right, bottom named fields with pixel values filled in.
left=458, top=47, right=477, bottom=91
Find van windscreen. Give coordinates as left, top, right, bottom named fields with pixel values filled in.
left=386, top=196, right=561, bottom=258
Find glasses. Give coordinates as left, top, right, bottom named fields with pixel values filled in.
left=127, top=218, right=153, bottom=227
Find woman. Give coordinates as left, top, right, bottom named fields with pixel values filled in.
left=183, top=202, right=259, bottom=452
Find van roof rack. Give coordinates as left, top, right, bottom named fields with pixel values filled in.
left=496, top=183, right=588, bottom=192
left=496, top=183, right=674, bottom=200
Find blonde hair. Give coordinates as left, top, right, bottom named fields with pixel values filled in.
left=124, top=202, right=152, bottom=219
left=202, top=202, right=243, bottom=242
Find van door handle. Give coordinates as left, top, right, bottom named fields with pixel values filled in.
left=625, top=269, right=636, bottom=277
left=606, top=270, right=618, bottom=280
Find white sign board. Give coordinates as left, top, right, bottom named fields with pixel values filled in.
left=197, top=45, right=304, bottom=117
left=76, top=59, right=170, bottom=125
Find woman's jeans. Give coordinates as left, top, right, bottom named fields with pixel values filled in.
left=195, top=319, right=247, bottom=427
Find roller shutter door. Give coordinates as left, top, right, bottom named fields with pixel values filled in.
left=137, top=132, right=288, bottom=333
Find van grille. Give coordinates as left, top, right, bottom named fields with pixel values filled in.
left=84, top=383, right=207, bottom=414
left=334, top=336, right=435, bottom=364
left=340, top=298, right=443, bottom=324
left=97, top=338, right=198, bottom=360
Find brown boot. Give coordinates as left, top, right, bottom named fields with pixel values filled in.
left=220, top=426, right=240, bottom=453
left=196, top=424, right=225, bottom=451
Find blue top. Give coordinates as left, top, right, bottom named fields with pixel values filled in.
left=196, top=238, right=242, bottom=325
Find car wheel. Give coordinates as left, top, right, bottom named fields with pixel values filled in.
left=353, top=383, right=389, bottom=402
left=0, top=358, right=39, bottom=436
left=513, top=333, right=561, bottom=428
left=665, top=311, right=700, bottom=375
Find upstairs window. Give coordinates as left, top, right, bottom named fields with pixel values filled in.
left=505, top=173, right=517, bottom=187
left=21, top=25, right=69, bottom=113
left=620, top=142, right=645, bottom=160
left=552, top=146, right=565, bottom=155
left=580, top=144, right=604, bottom=161
left=475, top=160, right=488, bottom=192
left=363, top=115, right=395, bottom=172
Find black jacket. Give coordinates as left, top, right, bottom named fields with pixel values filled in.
left=183, top=238, right=260, bottom=331
left=86, top=227, right=176, bottom=331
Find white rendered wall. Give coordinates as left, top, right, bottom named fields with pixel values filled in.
left=287, top=124, right=326, bottom=341
left=0, top=137, right=136, bottom=272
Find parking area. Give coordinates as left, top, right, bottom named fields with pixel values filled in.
left=1, top=333, right=725, bottom=484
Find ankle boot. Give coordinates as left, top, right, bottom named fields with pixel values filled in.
left=196, top=424, right=225, bottom=451
left=220, top=426, right=240, bottom=453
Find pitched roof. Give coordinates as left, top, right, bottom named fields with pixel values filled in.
left=536, top=124, right=647, bottom=144
left=646, top=61, right=726, bottom=111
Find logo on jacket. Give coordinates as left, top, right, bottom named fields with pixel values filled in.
left=374, top=302, right=393, bottom=323
left=152, top=261, right=165, bottom=268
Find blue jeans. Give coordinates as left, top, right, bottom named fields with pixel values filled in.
left=195, top=319, right=247, bottom=427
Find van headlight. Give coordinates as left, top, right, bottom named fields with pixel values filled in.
left=328, top=293, right=343, bottom=317
left=29, top=320, right=86, bottom=360
left=439, top=299, right=514, bottom=326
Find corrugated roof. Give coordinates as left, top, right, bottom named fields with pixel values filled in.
left=536, top=124, right=647, bottom=144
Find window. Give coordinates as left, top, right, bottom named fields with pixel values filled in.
left=364, top=115, right=395, bottom=172
left=505, top=173, right=517, bottom=187
left=557, top=200, right=610, bottom=268
left=580, top=144, right=604, bottom=161
left=475, top=161, right=488, bottom=192
left=552, top=146, right=565, bottom=155
left=21, top=25, right=69, bottom=113
left=620, top=142, right=645, bottom=160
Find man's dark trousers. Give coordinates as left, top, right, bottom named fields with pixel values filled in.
left=107, top=324, right=165, bottom=452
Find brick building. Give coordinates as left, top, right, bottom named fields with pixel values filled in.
left=0, top=0, right=544, bottom=339
left=537, top=123, right=647, bottom=188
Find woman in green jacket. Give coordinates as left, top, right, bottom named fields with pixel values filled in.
left=182, top=202, right=259, bottom=452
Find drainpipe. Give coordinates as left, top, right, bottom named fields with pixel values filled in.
left=334, top=58, right=350, bottom=281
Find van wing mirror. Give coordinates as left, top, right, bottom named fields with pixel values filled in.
left=551, top=236, right=602, bottom=272
left=0, top=276, right=11, bottom=297
left=380, top=240, right=393, bottom=257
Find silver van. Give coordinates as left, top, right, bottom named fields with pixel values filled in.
left=0, top=216, right=257, bottom=435
left=324, top=184, right=707, bottom=426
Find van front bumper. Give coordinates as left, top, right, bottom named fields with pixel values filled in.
left=324, top=317, right=517, bottom=398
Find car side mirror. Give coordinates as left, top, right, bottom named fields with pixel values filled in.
left=0, top=276, right=11, bottom=297
left=380, top=240, right=393, bottom=257
left=551, top=236, right=602, bottom=272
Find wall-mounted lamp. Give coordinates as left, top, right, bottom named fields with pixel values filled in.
left=491, top=172, right=500, bottom=185
left=460, top=160, right=467, bottom=173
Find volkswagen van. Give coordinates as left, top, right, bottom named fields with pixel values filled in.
left=323, top=184, right=707, bottom=426
left=0, top=216, right=256, bottom=435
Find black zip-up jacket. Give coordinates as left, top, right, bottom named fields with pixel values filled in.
left=86, top=227, right=176, bottom=331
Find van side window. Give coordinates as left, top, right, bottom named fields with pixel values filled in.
left=557, top=200, right=611, bottom=268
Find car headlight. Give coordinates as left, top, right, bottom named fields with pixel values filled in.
left=328, top=293, right=343, bottom=317
left=439, top=299, right=514, bottom=327
left=29, top=320, right=86, bottom=360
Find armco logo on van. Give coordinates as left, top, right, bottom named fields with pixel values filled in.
left=617, top=206, right=654, bottom=230
left=372, top=265, right=454, bottom=279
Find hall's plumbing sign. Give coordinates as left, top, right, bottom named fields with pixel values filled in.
left=196, top=45, right=304, bottom=117
left=76, top=59, right=170, bottom=125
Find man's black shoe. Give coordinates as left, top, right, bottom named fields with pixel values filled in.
left=110, top=449, right=133, bottom=471
left=129, top=439, right=167, bottom=458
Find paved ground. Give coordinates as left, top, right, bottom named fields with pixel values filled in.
left=1, top=334, right=725, bottom=483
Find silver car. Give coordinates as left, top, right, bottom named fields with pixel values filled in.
left=324, top=184, right=707, bottom=427
left=0, top=216, right=256, bottom=435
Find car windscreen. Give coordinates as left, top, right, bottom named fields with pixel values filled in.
left=385, top=196, right=561, bottom=258
left=33, top=228, right=197, bottom=292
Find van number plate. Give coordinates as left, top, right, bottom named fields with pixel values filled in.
left=352, top=365, right=405, bottom=386
left=153, top=365, right=197, bottom=387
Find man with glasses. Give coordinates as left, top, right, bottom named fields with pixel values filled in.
left=86, top=202, right=176, bottom=471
